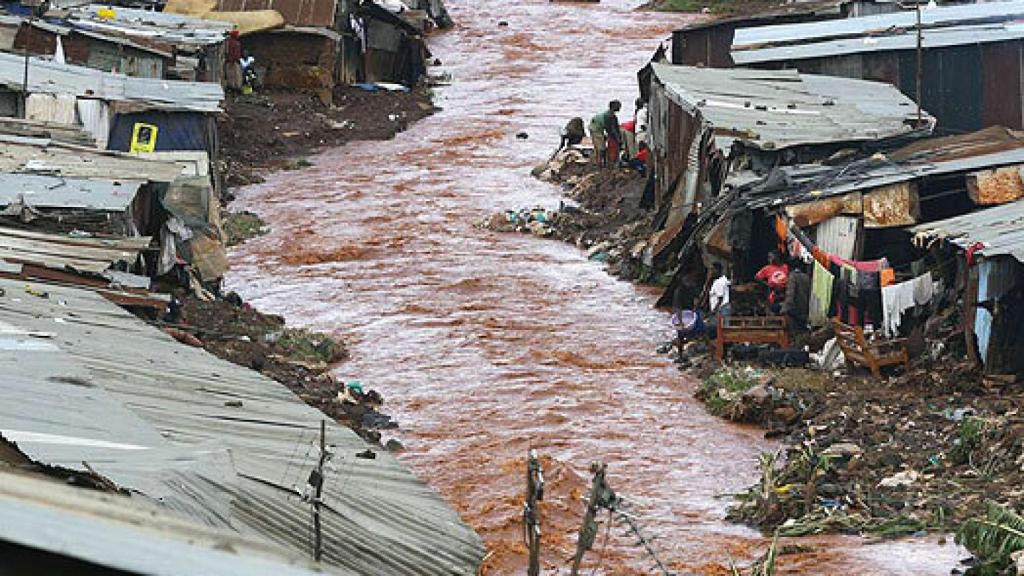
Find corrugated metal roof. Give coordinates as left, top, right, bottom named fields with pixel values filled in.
left=734, top=21, right=1024, bottom=65
left=0, top=116, right=96, bottom=146
left=651, top=62, right=929, bottom=151
left=67, top=5, right=233, bottom=46
left=4, top=15, right=176, bottom=57
left=733, top=0, right=1024, bottom=49
left=0, top=278, right=485, bottom=575
left=674, top=0, right=850, bottom=33
left=0, top=173, right=143, bottom=211
left=0, top=226, right=150, bottom=272
left=0, top=51, right=223, bottom=112
left=214, top=0, right=337, bottom=28
left=910, top=198, right=1024, bottom=263
left=0, top=136, right=185, bottom=182
left=0, top=470, right=342, bottom=576
left=746, top=127, right=1024, bottom=209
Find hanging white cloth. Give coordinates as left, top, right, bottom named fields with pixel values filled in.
left=54, top=36, right=65, bottom=64
left=913, top=271, right=934, bottom=306
left=76, top=99, right=110, bottom=149
left=881, top=278, right=916, bottom=337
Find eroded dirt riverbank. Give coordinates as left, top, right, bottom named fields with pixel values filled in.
left=225, top=0, right=964, bottom=572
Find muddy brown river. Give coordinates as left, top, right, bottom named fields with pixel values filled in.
left=227, top=0, right=963, bottom=572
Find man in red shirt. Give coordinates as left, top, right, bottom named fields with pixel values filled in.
left=225, top=30, right=243, bottom=92
left=755, top=251, right=789, bottom=314
left=628, top=142, right=649, bottom=176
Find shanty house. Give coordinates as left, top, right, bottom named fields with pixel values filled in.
left=0, top=50, right=222, bottom=178
left=671, top=0, right=905, bottom=68
left=65, top=6, right=234, bottom=82
left=0, top=134, right=226, bottom=283
left=642, top=62, right=931, bottom=267
left=205, top=0, right=437, bottom=96
left=8, top=17, right=172, bottom=79
left=727, top=1, right=1024, bottom=133
left=911, top=197, right=1024, bottom=376
left=657, top=127, right=1024, bottom=353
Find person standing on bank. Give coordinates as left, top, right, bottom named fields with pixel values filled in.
left=589, top=100, right=621, bottom=168
left=225, top=29, right=243, bottom=92
left=708, top=262, right=731, bottom=318
left=781, top=259, right=811, bottom=332
left=755, top=251, right=789, bottom=315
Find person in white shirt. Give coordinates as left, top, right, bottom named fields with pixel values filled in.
left=708, top=262, right=731, bottom=317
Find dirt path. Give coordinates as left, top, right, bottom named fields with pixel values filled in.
left=224, top=0, right=963, bottom=572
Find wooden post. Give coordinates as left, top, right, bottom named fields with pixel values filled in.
left=915, top=0, right=923, bottom=126
left=525, top=449, right=543, bottom=576
left=314, top=419, right=326, bottom=562
left=570, top=462, right=606, bottom=576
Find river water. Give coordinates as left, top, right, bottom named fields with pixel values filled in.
left=226, top=0, right=962, bottom=572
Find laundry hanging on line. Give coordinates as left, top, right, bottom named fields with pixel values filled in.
left=810, top=258, right=834, bottom=327
left=881, top=271, right=934, bottom=337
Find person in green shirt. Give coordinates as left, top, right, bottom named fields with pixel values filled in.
left=589, top=100, right=621, bottom=168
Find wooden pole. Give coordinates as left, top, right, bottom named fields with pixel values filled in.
left=314, top=419, right=326, bottom=562
left=916, top=0, right=923, bottom=125
left=570, top=462, right=606, bottom=576
left=22, top=11, right=34, bottom=99
left=525, top=449, right=543, bottom=576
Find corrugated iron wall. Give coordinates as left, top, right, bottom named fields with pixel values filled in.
left=748, top=41, right=1022, bottom=133
left=982, top=41, right=1023, bottom=130
left=673, top=27, right=735, bottom=68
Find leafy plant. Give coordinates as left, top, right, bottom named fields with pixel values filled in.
left=750, top=533, right=778, bottom=576
left=698, top=367, right=760, bottom=417
left=950, top=416, right=988, bottom=465
left=956, top=501, right=1024, bottom=574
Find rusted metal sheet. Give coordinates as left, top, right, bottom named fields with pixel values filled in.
left=967, top=164, right=1024, bottom=205
left=982, top=41, right=1023, bottom=130
left=784, top=181, right=918, bottom=228
left=862, top=51, right=899, bottom=85
left=785, top=192, right=862, bottom=227
left=676, top=27, right=735, bottom=68
left=244, top=31, right=334, bottom=89
left=863, top=182, right=919, bottom=228
left=216, top=0, right=336, bottom=28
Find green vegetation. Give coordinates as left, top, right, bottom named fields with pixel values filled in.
left=223, top=210, right=269, bottom=247
left=956, top=502, right=1024, bottom=575
left=276, top=327, right=348, bottom=366
left=729, top=448, right=930, bottom=539
left=696, top=366, right=760, bottom=417
left=650, top=0, right=783, bottom=14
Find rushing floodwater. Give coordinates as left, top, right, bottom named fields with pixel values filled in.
left=227, top=0, right=963, bottom=572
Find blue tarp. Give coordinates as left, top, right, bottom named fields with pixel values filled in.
left=107, top=112, right=209, bottom=152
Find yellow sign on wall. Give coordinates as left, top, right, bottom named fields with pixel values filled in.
left=130, top=123, right=159, bottom=153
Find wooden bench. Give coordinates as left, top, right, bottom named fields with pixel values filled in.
left=832, top=319, right=909, bottom=379
left=715, top=316, right=789, bottom=362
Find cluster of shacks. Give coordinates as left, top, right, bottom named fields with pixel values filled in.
left=639, top=0, right=1024, bottom=377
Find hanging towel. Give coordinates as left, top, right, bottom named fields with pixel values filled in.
left=810, top=259, right=834, bottom=327
left=913, top=271, right=934, bottom=306
left=882, top=279, right=916, bottom=337
left=880, top=268, right=896, bottom=287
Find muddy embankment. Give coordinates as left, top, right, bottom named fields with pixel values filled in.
left=494, top=148, right=1024, bottom=573
left=176, top=85, right=437, bottom=444
left=480, top=148, right=658, bottom=282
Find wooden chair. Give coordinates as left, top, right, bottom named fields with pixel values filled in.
left=832, top=319, right=909, bottom=379
left=715, top=316, right=789, bottom=362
